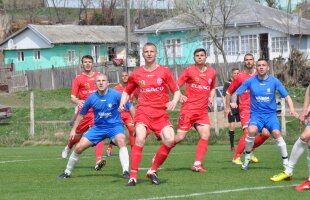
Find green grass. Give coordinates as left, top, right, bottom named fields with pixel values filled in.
left=0, top=144, right=309, bottom=200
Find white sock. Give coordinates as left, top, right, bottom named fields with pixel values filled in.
left=119, top=147, right=129, bottom=173
left=245, top=136, right=255, bottom=159
left=65, top=151, right=80, bottom=175
left=275, top=137, right=288, bottom=165
left=308, top=149, right=310, bottom=181
left=285, top=138, right=306, bottom=175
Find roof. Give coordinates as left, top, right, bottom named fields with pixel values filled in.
left=0, top=24, right=138, bottom=46
left=135, top=0, right=310, bottom=35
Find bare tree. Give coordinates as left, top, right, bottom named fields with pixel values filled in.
left=254, top=0, right=279, bottom=8
left=174, top=0, right=240, bottom=83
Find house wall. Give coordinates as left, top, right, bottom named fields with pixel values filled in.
left=138, top=25, right=300, bottom=66
left=4, top=44, right=125, bottom=71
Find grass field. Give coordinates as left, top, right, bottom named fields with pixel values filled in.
left=1, top=144, right=309, bottom=200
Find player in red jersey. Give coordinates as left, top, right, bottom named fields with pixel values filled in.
left=224, top=53, right=270, bottom=165
left=173, top=48, right=216, bottom=172
left=106, top=71, right=135, bottom=157
left=119, top=42, right=180, bottom=186
left=61, top=55, right=106, bottom=170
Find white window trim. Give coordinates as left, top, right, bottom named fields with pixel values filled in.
left=165, top=38, right=182, bottom=58
left=34, top=50, right=41, bottom=61
left=17, top=51, right=24, bottom=62
left=68, top=50, right=76, bottom=63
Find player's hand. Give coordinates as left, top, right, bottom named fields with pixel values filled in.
left=69, top=130, right=76, bottom=140
left=118, top=104, right=125, bottom=112
left=290, top=110, right=299, bottom=118
left=224, top=107, right=231, bottom=118
left=166, top=100, right=178, bottom=111
left=179, top=94, right=187, bottom=103
left=77, top=100, right=85, bottom=108
left=230, top=102, right=238, bottom=109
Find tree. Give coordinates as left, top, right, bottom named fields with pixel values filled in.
left=174, top=0, right=240, bottom=83
left=254, top=0, right=279, bottom=8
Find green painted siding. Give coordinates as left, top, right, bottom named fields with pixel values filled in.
left=4, top=44, right=112, bottom=71
left=147, top=30, right=203, bottom=66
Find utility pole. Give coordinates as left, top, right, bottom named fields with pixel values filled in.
left=125, top=0, right=131, bottom=72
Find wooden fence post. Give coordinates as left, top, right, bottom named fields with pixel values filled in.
left=29, top=92, right=35, bottom=138
left=281, top=98, right=286, bottom=135
left=214, top=97, right=219, bottom=136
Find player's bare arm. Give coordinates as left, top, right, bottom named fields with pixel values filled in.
left=166, top=90, right=181, bottom=111
left=69, top=114, right=84, bottom=140
left=224, top=93, right=232, bottom=117
left=119, top=91, right=130, bottom=112
left=209, top=88, right=215, bottom=107
left=71, top=95, right=85, bottom=108
left=285, top=95, right=299, bottom=118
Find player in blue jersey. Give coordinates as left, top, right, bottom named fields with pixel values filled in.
left=235, top=58, right=299, bottom=171
left=270, top=84, right=310, bottom=191
left=57, top=73, right=134, bottom=179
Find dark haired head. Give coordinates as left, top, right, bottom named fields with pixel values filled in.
left=143, top=42, right=157, bottom=51
left=81, top=55, right=93, bottom=62
left=194, top=48, right=207, bottom=56
left=243, top=53, right=254, bottom=61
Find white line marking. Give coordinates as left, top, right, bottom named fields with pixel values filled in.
left=136, top=185, right=297, bottom=200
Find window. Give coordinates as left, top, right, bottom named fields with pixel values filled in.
left=202, top=37, right=212, bottom=56
left=17, top=51, right=24, bottom=62
left=223, top=36, right=239, bottom=55
left=241, top=35, right=258, bottom=54
left=34, top=50, right=41, bottom=60
left=272, top=37, right=288, bottom=53
left=68, top=50, right=75, bottom=62
left=92, top=45, right=100, bottom=63
left=165, top=38, right=182, bottom=58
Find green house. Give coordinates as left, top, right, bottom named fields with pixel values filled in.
left=0, top=24, right=137, bottom=71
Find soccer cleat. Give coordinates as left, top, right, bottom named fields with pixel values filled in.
left=231, top=157, right=243, bottom=165
left=146, top=170, right=160, bottom=185
left=57, top=172, right=70, bottom=179
left=94, top=159, right=106, bottom=171
left=270, top=171, right=292, bottom=182
left=122, top=171, right=130, bottom=179
left=241, top=158, right=251, bottom=170
left=126, top=178, right=136, bottom=186
left=106, top=146, right=112, bottom=157
left=61, top=146, right=71, bottom=159
left=295, top=179, right=310, bottom=191
left=191, top=164, right=208, bottom=172
left=250, top=152, right=259, bottom=163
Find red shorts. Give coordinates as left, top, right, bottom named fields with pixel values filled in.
left=76, top=111, right=94, bottom=134
left=121, top=111, right=134, bottom=126
left=134, top=107, right=172, bottom=139
left=239, top=109, right=250, bottom=129
left=178, top=110, right=210, bottom=131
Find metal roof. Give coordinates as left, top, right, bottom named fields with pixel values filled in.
left=135, top=0, right=310, bottom=35
left=0, top=24, right=138, bottom=45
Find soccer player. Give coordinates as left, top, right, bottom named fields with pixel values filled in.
left=106, top=71, right=136, bottom=157
left=235, top=58, right=298, bottom=170
left=270, top=85, right=310, bottom=191
left=173, top=48, right=216, bottom=172
left=222, top=67, right=240, bottom=152
left=58, top=74, right=134, bottom=179
left=61, top=55, right=106, bottom=170
left=119, top=42, right=180, bottom=186
left=225, top=53, right=270, bottom=165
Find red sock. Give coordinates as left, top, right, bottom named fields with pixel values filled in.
left=233, top=131, right=248, bottom=160
left=253, top=133, right=270, bottom=149
left=68, top=137, right=80, bottom=149
left=127, top=125, right=135, bottom=148
left=195, top=138, right=209, bottom=162
left=108, top=143, right=113, bottom=150
left=151, top=144, right=173, bottom=171
left=130, top=144, right=143, bottom=180
left=95, top=141, right=104, bottom=162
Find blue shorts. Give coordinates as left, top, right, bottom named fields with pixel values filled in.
left=307, top=121, right=310, bottom=126
left=83, top=124, right=125, bottom=145
left=248, top=113, right=280, bottom=133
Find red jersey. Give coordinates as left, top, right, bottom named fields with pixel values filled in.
left=125, top=65, right=179, bottom=110
left=227, top=70, right=256, bottom=110
left=177, top=65, right=216, bottom=111
left=71, top=72, right=99, bottom=101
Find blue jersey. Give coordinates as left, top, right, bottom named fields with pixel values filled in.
left=80, top=88, right=131, bottom=128
left=236, top=75, right=288, bottom=114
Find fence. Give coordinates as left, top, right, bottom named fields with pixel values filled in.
left=0, top=64, right=123, bottom=93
